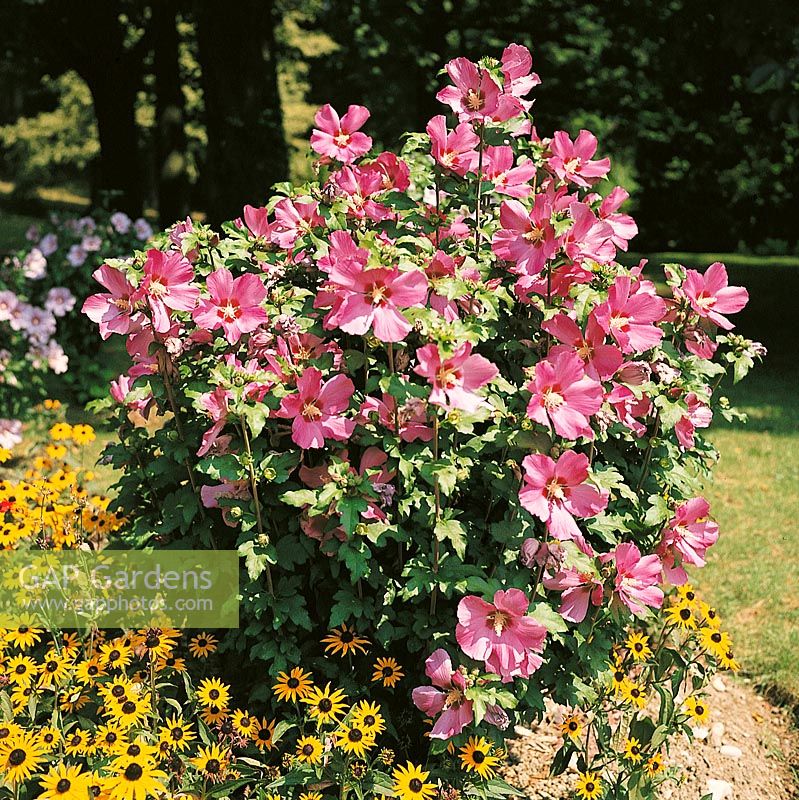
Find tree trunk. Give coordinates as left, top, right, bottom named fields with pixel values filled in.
left=38, top=0, right=145, bottom=215
left=87, top=73, right=143, bottom=215
left=194, top=0, right=288, bottom=224
left=153, top=0, right=189, bottom=225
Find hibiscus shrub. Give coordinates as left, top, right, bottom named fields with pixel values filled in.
left=3, top=210, right=154, bottom=401
left=83, top=44, right=763, bottom=799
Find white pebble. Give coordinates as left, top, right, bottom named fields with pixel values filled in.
left=720, top=744, right=742, bottom=759
left=710, top=722, right=725, bottom=747
left=692, top=725, right=710, bottom=741
left=712, top=676, right=728, bottom=692
left=707, top=779, right=734, bottom=800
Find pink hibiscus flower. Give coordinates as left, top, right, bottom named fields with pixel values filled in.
left=491, top=196, right=558, bottom=275
left=134, top=249, right=200, bottom=333
left=193, top=268, right=268, bottom=344
left=563, top=202, right=616, bottom=265
left=456, top=589, right=547, bottom=682
left=196, top=386, right=233, bottom=457
left=606, top=383, right=653, bottom=438
left=243, top=204, right=272, bottom=239
left=680, top=261, right=748, bottom=330
left=359, top=393, right=433, bottom=442
left=330, top=165, right=392, bottom=222
left=269, top=199, right=325, bottom=250
left=519, top=451, right=607, bottom=552
left=310, top=104, right=373, bottom=163
left=595, top=187, right=638, bottom=251
left=542, top=313, right=623, bottom=381
left=547, top=130, right=611, bottom=188
left=591, top=276, right=666, bottom=354
left=427, top=115, right=479, bottom=176
left=414, top=342, right=498, bottom=412
left=525, top=350, right=603, bottom=440
left=367, top=152, right=411, bottom=192
left=411, top=649, right=473, bottom=739
left=657, top=497, right=719, bottom=584
left=316, top=257, right=428, bottom=342
left=543, top=567, right=604, bottom=623
left=82, top=264, right=142, bottom=340
left=500, top=43, right=540, bottom=111
left=604, top=542, right=663, bottom=616
left=275, top=367, right=356, bottom=449
left=674, top=392, right=712, bottom=449
left=483, top=146, right=536, bottom=198
left=436, top=57, right=501, bottom=121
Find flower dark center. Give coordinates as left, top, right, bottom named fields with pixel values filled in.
left=56, top=779, right=71, bottom=793
left=124, top=764, right=143, bottom=781
left=8, top=748, right=26, bottom=766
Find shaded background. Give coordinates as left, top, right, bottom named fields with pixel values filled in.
left=0, top=0, right=798, bottom=253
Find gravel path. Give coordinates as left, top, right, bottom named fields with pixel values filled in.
left=502, top=677, right=797, bottom=799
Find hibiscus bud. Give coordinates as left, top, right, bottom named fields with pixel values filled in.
left=321, top=182, right=340, bottom=205
left=616, top=361, right=650, bottom=386
left=394, top=350, right=410, bottom=372
left=520, top=537, right=543, bottom=568
left=484, top=703, right=510, bottom=730
left=545, top=540, right=567, bottom=570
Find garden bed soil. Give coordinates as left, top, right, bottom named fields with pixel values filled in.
left=503, top=677, right=798, bottom=799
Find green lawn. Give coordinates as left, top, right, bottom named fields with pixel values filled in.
left=698, top=367, right=799, bottom=701
left=0, top=211, right=40, bottom=253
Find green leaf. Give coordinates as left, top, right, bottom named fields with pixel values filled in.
left=549, top=744, right=575, bottom=776
left=280, top=489, right=317, bottom=507
left=238, top=540, right=269, bottom=580
left=529, top=602, right=569, bottom=634
left=434, top=518, right=467, bottom=559
left=338, top=495, right=368, bottom=535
